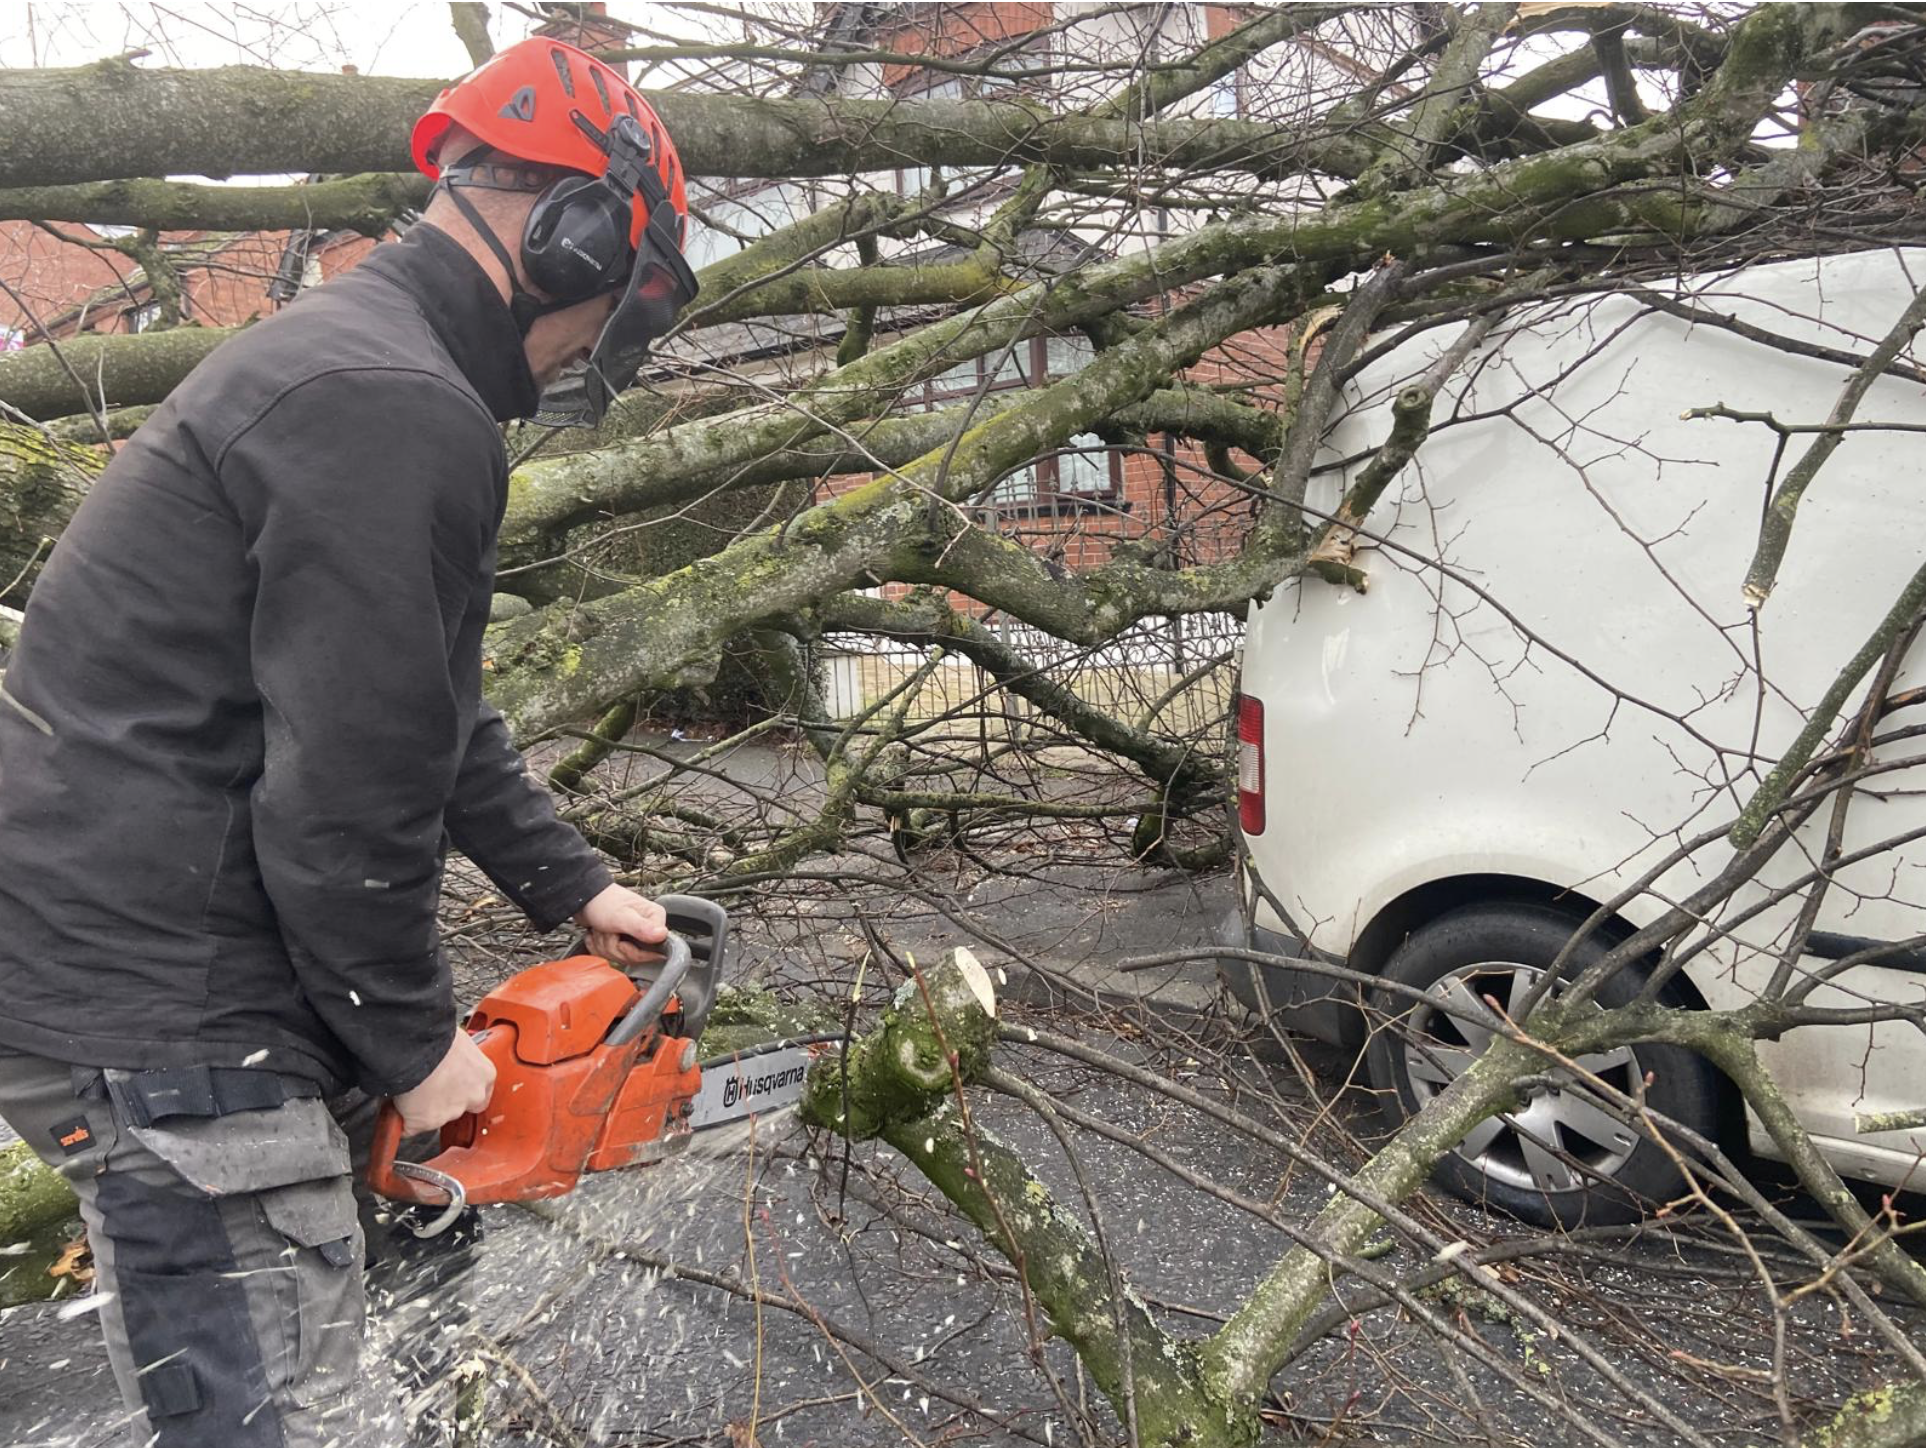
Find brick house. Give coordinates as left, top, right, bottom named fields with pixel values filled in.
left=4, top=226, right=379, bottom=344
left=682, top=2, right=1381, bottom=586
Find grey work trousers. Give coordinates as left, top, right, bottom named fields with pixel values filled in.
left=0, top=1046, right=406, bottom=1448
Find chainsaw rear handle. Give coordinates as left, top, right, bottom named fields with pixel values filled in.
left=366, top=1086, right=473, bottom=1233
left=365, top=1017, right=525, bottom=1229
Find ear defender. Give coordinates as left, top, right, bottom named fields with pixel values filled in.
left=520, top=174, right=635, bottom=302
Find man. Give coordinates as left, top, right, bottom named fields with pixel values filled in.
left=0, top=38, right=697, bottom=1446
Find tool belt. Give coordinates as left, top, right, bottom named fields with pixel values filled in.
left=105, top=1064, right=322, bottom=1129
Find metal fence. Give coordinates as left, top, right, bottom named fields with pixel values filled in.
left=817, top=611, right=1244, bottom=733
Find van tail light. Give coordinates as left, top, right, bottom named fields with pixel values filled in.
left=1236, top=693, right=1265, bottom=835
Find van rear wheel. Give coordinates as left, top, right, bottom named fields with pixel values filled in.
left=1362, top=901, right=1721, bottom=1228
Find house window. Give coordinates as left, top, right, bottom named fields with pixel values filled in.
left=1208, top=72, right=1241, bottom=117
left=919, top=333, right=1120, bottom=508
left=888, top=33, right=1053, bottom=197
left=125, top=289, right=189, bottom=332
left=1044, top=335, right=1114, bottom=499
left=686, top=181, right=813, bottom=270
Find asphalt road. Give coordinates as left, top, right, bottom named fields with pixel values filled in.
left=2, top=834, right=1921, bottom=1445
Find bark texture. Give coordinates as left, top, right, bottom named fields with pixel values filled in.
left=0, top=171, right=430, bottom=235
left=0, top=327, right=231, bottom=420
left=0, top=422, right=101, bottom=597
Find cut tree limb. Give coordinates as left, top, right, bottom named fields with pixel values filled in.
left=798, top=947, right=998, bottom=1140
left=798, top=949, right=1248, bottom=1447
left=1737, top=283, right=1926, bottom=608
left=1306, top=308, right=1503, bottom=586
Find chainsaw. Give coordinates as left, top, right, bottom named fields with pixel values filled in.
left=367, top=895, right=827, bottom=1236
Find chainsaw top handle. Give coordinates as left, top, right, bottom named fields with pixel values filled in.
left=605, top=931, right=690, bottom=1046
left=654, top=894, right=728, bottom=1039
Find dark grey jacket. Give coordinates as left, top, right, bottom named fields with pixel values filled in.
left=0, top=223, right=611, bottom=1095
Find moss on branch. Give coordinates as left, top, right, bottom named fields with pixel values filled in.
left=0, top=1140, right=82, bottom=1308
left=1807, top=1381, right=1926, bottom=1448
left=0, top=421, right=103, bottom=597
left=488, top=262, right=1308, bottom=736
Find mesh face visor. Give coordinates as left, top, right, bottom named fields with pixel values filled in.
left=532, top=116, right=697, bottom=429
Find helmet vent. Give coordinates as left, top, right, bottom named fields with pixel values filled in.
left=549, top=48, right=575, bottom=96
left=499, top=84, right=536, bottom=122
left=589, top=67, right=613, bottom=116
left=569, top=107, right=609, bottom=152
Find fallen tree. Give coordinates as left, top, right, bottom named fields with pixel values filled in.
left=3, top=6, right=1926, bottom=1443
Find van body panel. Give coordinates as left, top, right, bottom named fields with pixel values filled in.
left=1237, top=248, right=1926, bottom=1187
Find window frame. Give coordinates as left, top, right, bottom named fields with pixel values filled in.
left=918, top=334, right=1122, bottom=510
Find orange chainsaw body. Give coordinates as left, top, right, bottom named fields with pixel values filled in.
left=372, top=955, right=701, bottom=1209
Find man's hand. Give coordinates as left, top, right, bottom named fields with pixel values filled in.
left=575, top=883, right=668, bottom=968
left=393, top=1028, right=496, bottom=1134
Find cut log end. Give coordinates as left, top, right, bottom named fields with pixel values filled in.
left=951, top=946, right=994, bottom=1018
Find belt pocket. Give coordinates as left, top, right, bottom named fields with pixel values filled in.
left=120, top=1094, right=349, bottom=1196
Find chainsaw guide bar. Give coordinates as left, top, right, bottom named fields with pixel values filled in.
left=689, top=1041, right=825, bottom=1130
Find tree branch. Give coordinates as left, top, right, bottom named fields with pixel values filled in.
left=0, top=172, right=429, bottom=235
left=0, top=326, right=231, bottom=420
left=0, top=60, right=1365, bottom=188
left=1732, top=283, right=1926, bottom=607
left=449, top=3, right=494, bottom=67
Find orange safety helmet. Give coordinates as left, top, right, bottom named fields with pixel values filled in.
left=412, top=37, right=689, bottom=254
left=411, top=36, right=698, bottom=427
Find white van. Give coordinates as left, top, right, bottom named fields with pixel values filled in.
left=1221, top=247, right=1926, bottom=1225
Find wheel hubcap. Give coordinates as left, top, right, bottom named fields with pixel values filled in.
left=1400, top=962, right=1643, bottom=1196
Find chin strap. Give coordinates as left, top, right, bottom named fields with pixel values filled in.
left=438, top=178, right=580, bottom=337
